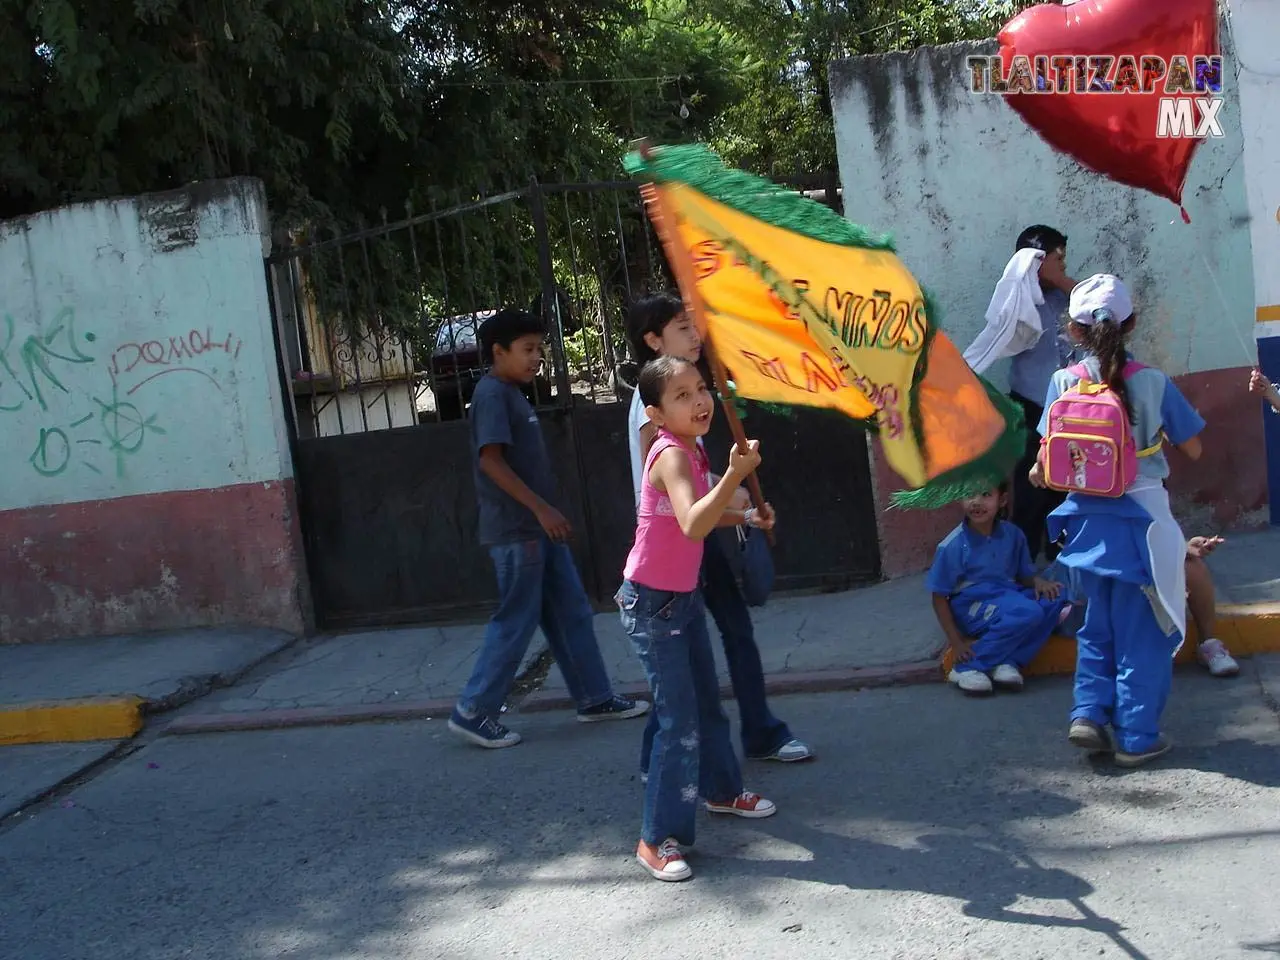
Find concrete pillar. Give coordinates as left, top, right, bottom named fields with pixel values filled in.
left=1229, top=0, right=1280, bottom=523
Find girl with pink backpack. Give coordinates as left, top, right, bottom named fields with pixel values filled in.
left=1029, top=275, right=1206, bottom=767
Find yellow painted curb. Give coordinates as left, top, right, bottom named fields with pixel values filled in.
left=0, top=697, right=144, bottom=746
left=941, top=608, right=1280, bottom=677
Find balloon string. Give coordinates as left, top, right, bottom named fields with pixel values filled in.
left=1179, top=206, right=1191, bottom=224
left=1196, top=247, right=1257, bottom=367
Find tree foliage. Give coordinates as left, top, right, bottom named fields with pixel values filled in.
left=1, top=0, right=1031, bottom=355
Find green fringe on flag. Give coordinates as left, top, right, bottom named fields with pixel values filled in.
left=889, top=379, right=1027, bottom=510
left=626, top=142, right=1025, bottom=510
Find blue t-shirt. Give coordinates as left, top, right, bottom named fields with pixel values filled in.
left=927, top=519, right=1036, bottom=596
left=1009, top=289, right=1072, bottom=406
left=1037, top=355, right=1205, bottom=481
left=470, top=374, right=559, bottom=546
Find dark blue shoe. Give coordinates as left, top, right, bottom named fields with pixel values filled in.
left=448, top=708, right=522, bottom=749
left=577, top=695, right=650, bottom=723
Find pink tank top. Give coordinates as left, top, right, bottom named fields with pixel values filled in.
left=622, top=430, right=711, bottom=593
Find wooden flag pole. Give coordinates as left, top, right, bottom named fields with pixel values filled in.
left=635, top=142, right=773, bottom=544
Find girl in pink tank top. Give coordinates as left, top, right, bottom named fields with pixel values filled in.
left=617, top=356, right=778, bottom=883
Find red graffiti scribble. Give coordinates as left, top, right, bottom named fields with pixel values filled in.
left=125, top=368, right=224, bottom=396
left=109, top=328, right=244, bottom=384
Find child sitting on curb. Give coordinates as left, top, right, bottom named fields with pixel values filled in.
left=929, top=483, right=1070, bottom=696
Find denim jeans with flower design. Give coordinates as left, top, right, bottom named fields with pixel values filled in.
left=617, top=579, right=742, bottom=847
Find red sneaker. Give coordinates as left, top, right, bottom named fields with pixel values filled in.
left=704, top=791, right=777, bottom=819
left=636, top=838, right=692, bottom=882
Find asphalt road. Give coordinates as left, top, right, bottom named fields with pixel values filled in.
left=2, top=672, right=1278, bottom=960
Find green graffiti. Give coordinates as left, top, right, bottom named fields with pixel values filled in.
left=20, top=307, right=96, bottom=411
left=28, top=426, right=71, bottom=476
left=94, top=384, right=165, bottom=477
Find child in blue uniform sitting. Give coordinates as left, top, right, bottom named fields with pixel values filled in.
left=929, top=482, right=1069, bottom=695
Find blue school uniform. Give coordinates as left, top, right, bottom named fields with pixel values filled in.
left=1040, top=356, right=1206, bottom=754
left=927, top=519, right=1067, bottom=673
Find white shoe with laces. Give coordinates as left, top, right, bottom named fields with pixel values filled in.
left=991, top=663, right=1025, bottom=690
left=1198, top=638, right=1240, bottom=677
left=948, top=668, right=993, bottom=695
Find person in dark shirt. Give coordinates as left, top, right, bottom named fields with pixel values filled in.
left=449, top=309, right=649, bottom=748
left=1006, top=225, right=1079, bottom=562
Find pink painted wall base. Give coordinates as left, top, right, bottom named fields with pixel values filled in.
left=0, top=480, right=308, bottom=643
left=872, top=365, right=1268, bottom=579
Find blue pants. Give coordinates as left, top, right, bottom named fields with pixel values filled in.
left=1071, top=569, right=1178, bottom=754
left=639, top=532, right=792, bottom=768
left=457, top=536, right=612, bottom=718
left=950, top=583, right=1065, bottom=673
left=618, top=579, right=742, bottom=847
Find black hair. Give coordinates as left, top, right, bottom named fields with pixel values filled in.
left=478, top=308, right=544, bottom=364
left=637, top=355, right=698, bottom=409
left=626, top=292, right=684, bottom=364
left=1072, top=312, right=1138, bottom=424
left=1015, top=224, right=1068, bottom=254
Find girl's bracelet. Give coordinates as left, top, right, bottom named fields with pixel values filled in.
left=742, top=507, right=758, bottom=528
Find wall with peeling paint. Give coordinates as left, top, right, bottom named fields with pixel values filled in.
left=0, top=180, right=292, bottom=510
left=830, top=29, right=1267, bottom=577
left=0, top=179, right=307, bottom=642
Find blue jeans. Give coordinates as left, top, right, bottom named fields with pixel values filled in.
left=639, top=532, right=792, bottom=766
left=618, top=580, right=742, bottom=847
left=457, top=536, right=613, bottom=718
left=1071, top=569, right=1178, bottom=754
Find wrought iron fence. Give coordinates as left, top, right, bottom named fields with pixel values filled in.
left=266, top=179, right=672, bottom=438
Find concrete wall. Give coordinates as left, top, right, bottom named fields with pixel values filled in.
left=830, top=28, right=1265, bottom=578
left=0, top=179, right=307, bottom=641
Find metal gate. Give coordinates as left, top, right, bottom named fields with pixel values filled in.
left=265, top=179, right=882, bottom=630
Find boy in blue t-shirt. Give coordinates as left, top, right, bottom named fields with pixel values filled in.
left=449, top=309, right=649, bottom=748
left=928, top=482, right=1069, bottom=696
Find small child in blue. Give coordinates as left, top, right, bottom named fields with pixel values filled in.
left=1032, top=275, right=1206, bottom=768
left=929, top=482, right=1068, bottom=696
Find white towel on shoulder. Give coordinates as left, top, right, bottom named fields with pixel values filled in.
left=962, top=249, right=1046, bottom=375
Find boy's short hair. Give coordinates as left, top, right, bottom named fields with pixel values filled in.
left=626, top=292, right=684, bottom=364
left=1015, top=225, right=1067, bottom=254
left=478, top=308, right=544, bottom=364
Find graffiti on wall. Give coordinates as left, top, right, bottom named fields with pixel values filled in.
left=0, top=307, right=244, bottom=479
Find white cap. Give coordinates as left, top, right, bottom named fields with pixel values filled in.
left=1069, top=274, right=1133, bottom=326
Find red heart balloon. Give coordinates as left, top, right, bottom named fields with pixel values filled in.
left=997, top=0, right=1220, bottom=206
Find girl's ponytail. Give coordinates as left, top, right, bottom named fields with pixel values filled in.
left=1080, top=310, right=1136, bottom=424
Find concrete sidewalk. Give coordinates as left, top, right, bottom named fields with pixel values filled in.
left=167, top=527, right=1280, bottom=734
left=0, top=628, right=295, bottom=818
left=4, top=528, right=1278, bottom=818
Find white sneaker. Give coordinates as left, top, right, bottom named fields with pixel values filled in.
left=992, top=663, right=1025, bottom=690
left=948, top=669, right=993, bottom=695
left=1197, top=639, right=1240, bottom=677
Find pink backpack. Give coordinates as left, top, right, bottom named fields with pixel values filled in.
left=1043, top=362, right=1160, bottom=497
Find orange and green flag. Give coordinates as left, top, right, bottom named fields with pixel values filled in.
left=624, top=143, right=1024, bottom=508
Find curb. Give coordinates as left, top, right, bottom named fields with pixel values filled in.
left=160, top=659, right=943, bottom=736
left=0, top=697, right=144, bottom=746
left=940, top=608, right=1280, bottom=678
left=0, top=631, right=301, bottom=746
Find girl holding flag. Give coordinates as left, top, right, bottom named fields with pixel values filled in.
left=618, top=355, right=778, bottom=882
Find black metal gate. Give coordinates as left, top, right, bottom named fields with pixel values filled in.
left=265, top=180, right=881, bottom=630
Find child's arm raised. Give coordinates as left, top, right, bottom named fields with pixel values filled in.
left=652, top=440, right=761, bottom=541
left=1250, top=369, right=1280, bottom=414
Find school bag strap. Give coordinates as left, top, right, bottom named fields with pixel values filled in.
left=1066, top=360, right=1146, bottom=382
left=1064, top=362, right=1162, bottom=456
